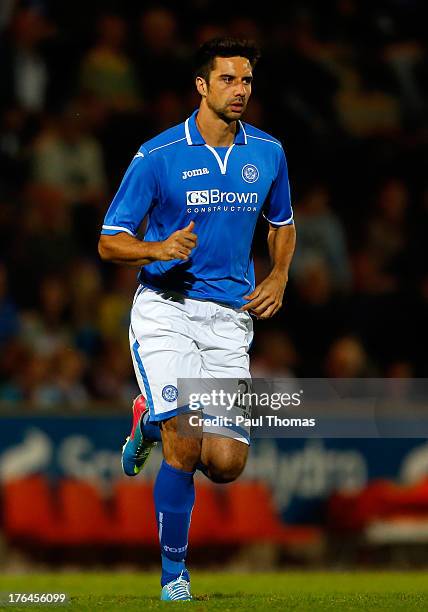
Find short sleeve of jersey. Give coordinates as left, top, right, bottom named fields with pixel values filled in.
left=101, top=148, right=157, bottom=236
left=262, top=148, right=294, bottom=226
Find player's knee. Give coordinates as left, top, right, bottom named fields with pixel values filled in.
left=164, top=441, right=201, bottom=472
left=206, top=454, right=247, bottom=484
left=161, top=416, right=202, bottom=472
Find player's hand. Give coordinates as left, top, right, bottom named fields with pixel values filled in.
left=156, top=221, right=198, bottom=261
left=240, top=272, right=287, bottom=319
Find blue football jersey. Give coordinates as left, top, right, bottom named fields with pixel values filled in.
left=101, top=110, right=293, bottom=308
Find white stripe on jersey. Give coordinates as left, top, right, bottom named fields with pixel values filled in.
left=247, top=134, right=282, bottom=147
left=102, top=225, right=135, bottom=236
left=184, top=118, right=192, bottom=145
left=148, top=137, right=187, bottom=155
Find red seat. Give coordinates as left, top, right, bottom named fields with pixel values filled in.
left=327, top=478, right=428, bottom=533
left=327, top=490, right=361, bottom=531
left=388, top=478, right=428, bottom=516
left=225, top=480, right=322, bottom=547
left=2, top=475, right=57, bottom=543
left=328, top=480, right=397, bottom=532
left=112, top=480, right=158, bottom=545
left=189, top=480, right=229, bottom=545
left=54, top=479, right=115, bottom=545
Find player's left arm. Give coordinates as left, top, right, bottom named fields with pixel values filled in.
left=241, top=145, right=295, bottom=318
left=241, top=222, right=296, bottom=318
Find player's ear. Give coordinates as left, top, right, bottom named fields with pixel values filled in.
left=196, top=76, right=208, bottom=97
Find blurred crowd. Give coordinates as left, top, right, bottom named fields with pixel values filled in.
left=0, top=0, right=427, bottom=409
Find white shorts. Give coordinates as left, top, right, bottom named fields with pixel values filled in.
left=129, top=285, right=254, bottom=444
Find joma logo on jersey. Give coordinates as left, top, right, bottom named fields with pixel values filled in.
left=186, top=189, right=258, bottom=205
left=182, top=167, right=209, bottom=180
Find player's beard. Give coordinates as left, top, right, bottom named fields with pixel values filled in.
left=207, top=97, right=248, bottom=123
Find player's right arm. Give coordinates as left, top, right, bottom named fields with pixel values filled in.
left=98, top=221, right=197, bottom=266
left=98, top=149, right=197, bottom=266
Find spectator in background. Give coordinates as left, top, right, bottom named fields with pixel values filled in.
left=367, top=179, right=409, bottom=277
left=12, top=184, right=76, bottom=291
left=265, top=15, right=339, bottom=147
left=293, top=184, right=352, bottom=293
left=353, top=178, right=409, bottom=295
left=18, top=352, right=52, bottom=406
left=20, top=275, right=71, bottom=358
left=194, top=23, right=225, bottom=48
left=69, top=259, right=103, bottom=358
left=0, top=263, right=19, bottom=347
left=16, top=347, right=88, bottom=410
left=251, top=328, right=298, bottom=377
left=136, top=7, right=189, bottom=101
left=78, top=13, right=145, bottom=189
left=350, top=178, right=413, bottom=367
left=228, top=17, right=262, bottom=49
left=407, top=273, right=428, bottom=376
left=53, top=348, right=89, bottom=408
left=324, top=335, right=373, bottom=377
left=0, top=0, right=15, bottom=32
left=148, top=91, right=186, bottom=134
left=0, top=106, right=32, bottom=192
left=30, top=347, right=89, bottom=410
left=98, top=267, right=137, bottom=351
left=385, top=361, right=414, bottom=378
left=89, top=339, right=137, bottom=403
left=31, top=102, right=107, bottom=207
left=0, top=337, right=26, bottom=404
left=30, top=101, right=107, bottom=253
left=383, top=38, right=426, bottom=124
left=334, top=71, right=401, bottom=138
left=288, top=257, right=351, bottom=375
left=80, top=13, right=140, bottom=112
left=0, top=6, right=54, bottom=113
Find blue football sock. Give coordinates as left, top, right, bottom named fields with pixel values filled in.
left=141, top=410, right=161, bottom=442
left=154, top=459, right=195, bottom=586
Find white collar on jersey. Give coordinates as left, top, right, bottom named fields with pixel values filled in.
left=184, top=109, right=247, bottom=146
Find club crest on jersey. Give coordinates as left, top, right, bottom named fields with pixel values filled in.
left=182, top=167, right=209, bottom=180
left=242, top=164, right=259, bottom=183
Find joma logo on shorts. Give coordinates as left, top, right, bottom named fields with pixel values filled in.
left=182, top=168, right=209, bottom=180
left=186, top=189, right=258, bottom=205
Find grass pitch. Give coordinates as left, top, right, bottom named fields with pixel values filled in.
left=1, top=571, right=428, bottom=611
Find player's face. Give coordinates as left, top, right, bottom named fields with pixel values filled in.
left=203, top=56, right=253, bottom=122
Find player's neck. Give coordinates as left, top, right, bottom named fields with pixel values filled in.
left=196, top=105, right=236, bottom=147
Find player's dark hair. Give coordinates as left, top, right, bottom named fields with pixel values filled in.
left=194, top=37, right=261, bottom=82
